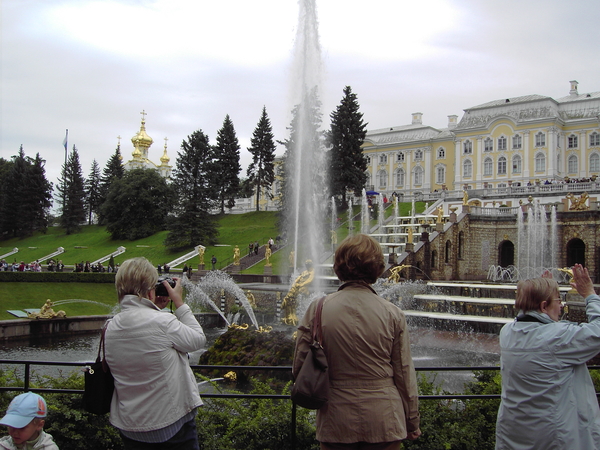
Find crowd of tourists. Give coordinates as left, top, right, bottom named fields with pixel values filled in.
left=0, top=259, right=64, bottom=272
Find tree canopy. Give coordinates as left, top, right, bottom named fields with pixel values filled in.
left=85, top=159, right=102, bottom=225
left=56, top=146, right=86, bottom=235
left=164, top=129, right=219, bottom=250
left=101, top=168, right=173, bottom=240
left=213, top=115, right=241, bottom=214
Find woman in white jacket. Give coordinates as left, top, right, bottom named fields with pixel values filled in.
left=496, top=264, right=600, bottom=449
left=105, top=257, right=206, bottom=450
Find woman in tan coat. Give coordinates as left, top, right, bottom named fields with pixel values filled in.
left=293, top=234, right=421, bottom=450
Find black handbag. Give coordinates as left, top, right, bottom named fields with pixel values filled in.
left=83, top=323, right=114, bottom=415
left=291, top=296, right=330, bottom=409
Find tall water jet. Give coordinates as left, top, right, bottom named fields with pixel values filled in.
left=361, top=189, right=370, bottom=234
left=283, top=0, right=326, bottom=286
left=347, top=198, right=354, bottom=236
left=516, top=201, right=557, bottom=279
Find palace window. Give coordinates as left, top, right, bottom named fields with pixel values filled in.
left=463, top=159, right=472, bottom=178
left=463, top=140, right=473, bottom=154
left=590, top=132, right=600, bottom=147
left=535, top=132, right=546, bottom=147
left=590, top=153, right=600, bottom=172
left=568, top=154, right=578, bottom=174
left=397, top=152, right=405, bottom=162
left=498, top=156, right=507, bottom=175
left=512, top=134, right=522, bottom=149
left=395, top=168, right=405, bottom=187
left=568, top=134, right=578, bottom=149
left=379, top=154, right=388, bottom=164
left=484, top=137, right=493, bottom=152
left=414, top=149, right=423, bottom=161
left=512, top=154, right=522, bottom=174
left=378, top=170, right=387, bottom=188
left=484, top=157, right=493, bottom=176
left=498, top=136, right=507, bottom=151
left=437, top=147, right=445, bottom=159
left=414, top=166, right=423, bottom=185
left=436, top=166, right=445, bottom=184
left=535, top=152, right=546, bottom=172
left=366, top=156, right=371, bottom=165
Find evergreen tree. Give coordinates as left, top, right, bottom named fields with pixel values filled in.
left=56, top=145, right=86, bottom=235
left=164, top=130, right=219, bottom=251
left=247, top=106, right=276, bottom=212
left=278, top=87, right=326, bottom=242
left=213, top=115, right=241, bottom=214
left=85, top=159, right=102, bottom=225
left=25, top=153, right=53, bottom=233
left=0, top=147, right=52, bottom=238
left=101, top=168, right=173, bottom=240
left=98, top=146, right=124, bottom=224
left=328, top=86, right=368, bottom=210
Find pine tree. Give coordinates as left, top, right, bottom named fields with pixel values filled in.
left=0, top=147, right=52, bottom=237
left=164, top=130, right=219, bottom=251
left=56, top=145, right=86, bottom=234
left=247, top=106, right=276, bottom=212
left=85, top=159, right=102, bottom=225
left=98, top=146, right=124, bottom=224
left=213, top=115, right=241, bottom=214
left=328, top=86, right=368, bottom=210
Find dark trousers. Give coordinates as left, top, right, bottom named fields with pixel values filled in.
left=320, top=441, right=402, bottom=450
left=121, top=418, right=199, bottom=450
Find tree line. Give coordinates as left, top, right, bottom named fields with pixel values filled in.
left=0, top=86, right=368, bottom=251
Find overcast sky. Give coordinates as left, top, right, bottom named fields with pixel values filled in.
left=2, top=0, right=599, bottom=197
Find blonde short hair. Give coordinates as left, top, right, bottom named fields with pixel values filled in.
left=115, top=257, right=158, bottom=301
left=334, top=234, right=385, bottom=284
left=515, top=277, right=560, bottom=312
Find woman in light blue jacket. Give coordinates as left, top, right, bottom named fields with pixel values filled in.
left=496, top=264, right=600, bottom=449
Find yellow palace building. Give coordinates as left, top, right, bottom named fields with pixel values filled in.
left=362, top=80, right=600, bottom=196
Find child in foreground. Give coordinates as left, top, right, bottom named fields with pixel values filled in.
left=0, top=392, right=58, bottom=449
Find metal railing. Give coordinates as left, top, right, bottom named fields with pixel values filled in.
left=2, top=360, right=600, bottom=448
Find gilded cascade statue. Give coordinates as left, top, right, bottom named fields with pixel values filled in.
left=28, top=299, right=66, bottom=319
left=281, top=260, right=315, bottom=326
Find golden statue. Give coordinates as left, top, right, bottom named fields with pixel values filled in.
left=387, top=265, right=411, bottom=283
left=407, top=226, right=413, bottom=244
left=264, top=247, right=272, bottom=267
left=566, top=192, right=589, bottom=211
left=245, top=290, right=257, bottom=308
left=331, top=229, right=338, bottom=245
left=462, top=190, right=469, bottom=205
left=28, top=299, right=66, bottom=319
left=288, top=250, right=295, bottom=268
left=198, top=247, right=205, bottom=266
left=233, top=245, right=241, bottom=265
left=436, top=206, right=444, bottom=223
left=281, top=260, right=315, bottom=326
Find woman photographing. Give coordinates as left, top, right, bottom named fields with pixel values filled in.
left=496, top=264, right=600, bottom=449
left=105, top=257, right=206, bottom=449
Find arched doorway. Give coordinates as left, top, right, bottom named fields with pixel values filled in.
left=567, top=238, right=586, bottom=267
left=498, top=240, right=515, bottom=267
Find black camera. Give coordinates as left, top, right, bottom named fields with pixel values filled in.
left=155, top=276, right=176, bottom=297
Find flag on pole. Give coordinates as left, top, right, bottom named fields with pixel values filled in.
left=62, top=129, right=68, bottom=151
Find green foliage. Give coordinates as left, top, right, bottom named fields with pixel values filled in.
left=214, top=115, right=242, bottom=214
left=98, top=146, right=124, bottom=225
left=404, top=371, right=501, bottom=450
left=166, top=129, right=219, bottom=250
left=328, top=86, right=368, bottom=210
left=196, top=380, right=318, bottom=450
left=85, top=160, right=102, bottom=226
left=247, top=106, right=277, bottom=212
left=102, top=168, right=174, bottom=240
left=57, top=146, right=87, bottom=235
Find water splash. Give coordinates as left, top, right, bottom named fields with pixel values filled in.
left=361, top=189, right=369, bottom=234
left=182, top=271, right=258, bottom=329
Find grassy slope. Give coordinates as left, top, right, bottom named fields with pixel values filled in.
left=0, top=204, right=425, bottom=319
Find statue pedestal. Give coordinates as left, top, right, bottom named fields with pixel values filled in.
left=231, top=265, right=241, bottom=274
left=198, top=264, right=205, bottom=271
left=436, top=223, right=443, bottom=232
left=405, top=243, right=415, bottom=253
left=264, top=266, right=273, bottom=275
